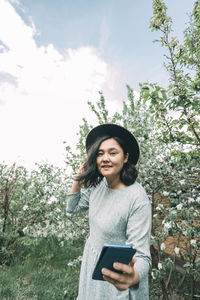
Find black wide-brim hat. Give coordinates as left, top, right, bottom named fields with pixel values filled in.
left=86, top=124, right=140, bottom=165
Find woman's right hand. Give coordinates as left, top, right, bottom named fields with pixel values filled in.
left=69, top=163, right=85, bottom=194
left=77, top=162, right=85, bottom=177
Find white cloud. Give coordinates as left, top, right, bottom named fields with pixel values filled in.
left=0, top=0, right=117, bottom=169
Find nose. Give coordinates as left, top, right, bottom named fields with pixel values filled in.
left=102, top=153, right=109, bottom=161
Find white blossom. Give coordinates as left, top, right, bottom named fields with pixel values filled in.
left=43, top=186, right=51, bottom=193
left=151, top=271, right=156, bottom=279
left=68, top=232, right=73, bottom=239
left=174, top=247, right=180, bottom=255
left=48, top=196, right=58, bottom=204
left=77, top=256, right=82, bottom=262
left=22, top=226, right=28, bottom=234
left=158, top=262, right=163, bottom=270
left=190, top=239, right=196, bottom=245
left=162, top=221, right=172, bottom=229
left=163, top=191, right=169, bottom=197
left=138, top=137, right=145, bottom=142
left=23, top=205, right=29, bottom=211
left=156, top=204, right=164, bottom=211
left=160, top=243, right=166, bottom=251
left=179, top=180, right=185, bottom=185
left=188, top=197, right=195, bottom=204
left=45, top=220, right=50, bottom=227
left=176, top=203, right=183, bottom=210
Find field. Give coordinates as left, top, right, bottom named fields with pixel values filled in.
left=0, top=235, right=199, bottom=300
left=0, top=236, right=82, bottom=300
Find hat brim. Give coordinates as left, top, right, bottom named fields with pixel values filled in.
left=86, top=124, right=140, bottom=165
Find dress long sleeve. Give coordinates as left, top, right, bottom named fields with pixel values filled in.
left=126, top=200, right=152, bottom=282
left=66, top=188, right=93, bottom=214
left=67, top=180, right=152, bottom=300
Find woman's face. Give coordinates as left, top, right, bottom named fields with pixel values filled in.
left=96, top=138, right=128, bottom=181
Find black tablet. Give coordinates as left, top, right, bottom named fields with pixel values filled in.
left=92, top=244, right=136, bottom=281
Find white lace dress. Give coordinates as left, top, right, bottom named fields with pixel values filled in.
left=67, top=179, right=152, bottom=300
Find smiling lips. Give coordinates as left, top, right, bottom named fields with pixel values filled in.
left=101, top=165, right=112, bottom=168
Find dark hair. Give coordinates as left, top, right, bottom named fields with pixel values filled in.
left=75, top=136, right=138, bottom=188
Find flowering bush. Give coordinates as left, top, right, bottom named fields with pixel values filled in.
left=0, top=163, right=88, bottom=265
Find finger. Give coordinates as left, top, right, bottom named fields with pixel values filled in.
left=113, top=262, right=134, bottom=275
left=78, top=163, right=85, bottom=175
left=103, top=275, right=117, bottom=285
left=103, top=275, right=128, bottom=291
left=102, top=268, right=123, bottom=282
left=129, top=256, right=137, bottom=268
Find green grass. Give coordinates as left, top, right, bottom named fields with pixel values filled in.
left=0, top=236, right=84, bottom=300
left=0, top=235, right=199, bottom=299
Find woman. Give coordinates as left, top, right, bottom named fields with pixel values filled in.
left=67, top=124, right=152, bottom=300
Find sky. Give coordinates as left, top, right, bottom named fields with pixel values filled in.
left=0, top=0, right=195, bottom=169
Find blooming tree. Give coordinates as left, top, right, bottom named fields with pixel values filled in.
left=0, top=162, right=88, bottom=264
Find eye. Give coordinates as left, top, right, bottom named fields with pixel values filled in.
left=110, top=152, right=117, bottom=156
left=97, top=152, right=103, bottom=157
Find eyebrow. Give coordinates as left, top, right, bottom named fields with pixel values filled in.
left=98, top=147, right=118, bottom=152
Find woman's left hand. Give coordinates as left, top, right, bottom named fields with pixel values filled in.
left=101, top=256, right=140, bottom=291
